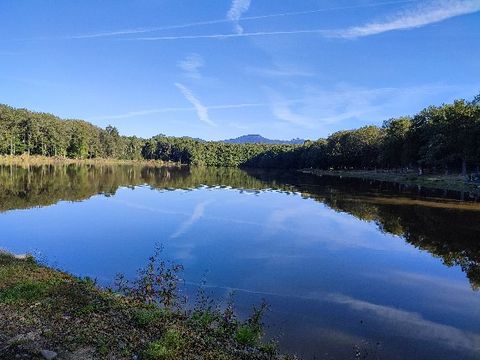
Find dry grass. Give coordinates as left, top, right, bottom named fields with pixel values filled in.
left=0, top=155, right=180, bottom=168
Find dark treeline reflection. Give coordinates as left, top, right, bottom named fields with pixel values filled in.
left=1, top=164, right=480, bottom=289
left=0, top=165, right=275, bottom=212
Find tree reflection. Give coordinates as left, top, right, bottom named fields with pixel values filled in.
left=1, top=164, right=479, bottom=289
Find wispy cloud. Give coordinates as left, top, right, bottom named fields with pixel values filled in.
left=171, top=201, right=210, bottom=238
left=88, top=83, right=469, bottom=128
left=267, top=89, right=315, bottom=128
left=262, top=83, right=470, bottom=134
left=130, top=0, right=480, bottom=41
left=227, top=0, right=251, bottom=34
left=263, top=207, right=307, bottom=236
left=60, top=0, right=415, bottom=40
left=175, top=83, right=216, bottom=126
left=88, top=107, right=193, bottom=121
left=271, top=100, right=315, bottom=128
left=332, top=0, right=480, bottom=38
left=177, top=53, right=204, bottom=79
left=328, top=293, right=480, bottom=351
left=246, top=65, right=315, bottom=78
left=88, top=101, right=269, bottom=121
left=304, top=84, right=468, bottom=126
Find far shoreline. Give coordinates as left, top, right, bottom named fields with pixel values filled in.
left=0, top=155, right=181, bottom=167
left=3, top=155, right=480, bottom=197
left=300, top=168, right=480, bottom=195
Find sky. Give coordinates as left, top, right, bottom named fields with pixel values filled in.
left=0, top=0, right=479, bottom=141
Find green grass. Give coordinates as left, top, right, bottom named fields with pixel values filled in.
left=143, top=329, right=186, bottom=360
left=0, top=281, right=51, bottom=303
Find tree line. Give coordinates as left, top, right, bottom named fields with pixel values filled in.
left=245, top=94, right=480, bottom=175
left=0, top=105, right=144, bottom=160
left=1, top=94, right=479, bottom=174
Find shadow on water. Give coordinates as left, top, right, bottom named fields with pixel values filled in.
left=1, top=163, right=480, bottom=292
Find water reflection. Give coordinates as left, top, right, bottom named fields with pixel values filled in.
left=0, top=164, right=479, bottom=359
left=1, top=164, right=479, bottom=290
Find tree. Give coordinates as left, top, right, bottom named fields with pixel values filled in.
left=380, top=117, right=412, bottom=168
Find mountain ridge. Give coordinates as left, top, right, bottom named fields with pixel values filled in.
left=222, top=134, right=305, bottom=145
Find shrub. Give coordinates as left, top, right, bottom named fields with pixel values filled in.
left=133, top=306, right=170, bottom=327
left=143, top=329, right=186, bottom=359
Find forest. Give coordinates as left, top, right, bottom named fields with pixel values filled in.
left=1, top=93, right=479, bottom=173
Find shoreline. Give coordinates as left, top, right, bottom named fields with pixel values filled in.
left=300, top=169, right=480, bottom=195
left=0, top=155, right=180, bottom=167
left=0, top=251, right=293, bottom=360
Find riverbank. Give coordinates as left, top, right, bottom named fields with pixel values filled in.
left=0, top=155, right=179, bottom=167
left=0, top=252, right=292, bottom=360
left=300, top=169, right=480, bottom=194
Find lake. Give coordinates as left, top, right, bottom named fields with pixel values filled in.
left=0, top=164, right=479, bottom=359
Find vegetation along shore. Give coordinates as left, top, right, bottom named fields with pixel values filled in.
left=0, top=155, right=178, bottom=167
left=0, top=250, right=294, bottom=360
left=1, top=94, right=479, bottom=172
left=301, top=169, right=480, bottom=195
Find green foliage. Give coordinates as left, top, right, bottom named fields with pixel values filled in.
left=380, top=117, right=412, bottom=168
left=234, top=301, right=267, bottom=347
left=2, top=93, right=480, bottom=173
left=235, top=324, right=261, bottom=347
left=0, top=281, right=50, bottom=303
left=0, top=253, right=285, bottom=359
left=133, top=306, right=170, bottom=327
left=143, top=329, right=186, bottom=360
left=75, top=303, right=98, bottom=316
left=114, top=246, right=184, bottom=308
left=0, top=104, right=145, bottom=159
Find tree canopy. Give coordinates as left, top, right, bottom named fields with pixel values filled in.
left=1, top=94, right=479, bottom=173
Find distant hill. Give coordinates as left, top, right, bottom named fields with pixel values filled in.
left=223, top=134, right=305, bottom=145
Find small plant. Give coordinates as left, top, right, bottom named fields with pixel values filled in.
left=190, top=309, right=217, bottom=329
left=78, top=276, right=97, bottom=288
left=259, top=341, right=278, bottom=356
left=96, top=336, right=110, bottom=355
left=143, top=329, right=186, bottom=360
left=234, top=300, right=268, bottom=347
left=218, top=292, right=238, bottom=338
left=189, top=279, right=220, bottom=329
left=133, top=306, right=169, bottom=327
left=235, top=324, right=261, bottom=347
left=114, top=245, right=184, bottom=309
left=0, top=281, right=49, bottom=303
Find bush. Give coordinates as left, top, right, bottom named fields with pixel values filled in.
left=133, top=306, right=170, bottom=327
left=143, top=329, right=186, bottom=359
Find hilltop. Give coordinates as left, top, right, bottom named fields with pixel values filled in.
left=223, top=134, right=305, bottom=145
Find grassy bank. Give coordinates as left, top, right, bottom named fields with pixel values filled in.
left=301, top=169, right=480, bottom=194
left=0, top=155, right=179, bottom=167
left=0, top=252, right=293, bottom=360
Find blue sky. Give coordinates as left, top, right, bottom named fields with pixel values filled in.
left=1, top=0, right=479, bottom=140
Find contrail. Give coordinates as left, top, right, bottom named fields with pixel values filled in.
left=134, top=29, right=332, bottom=41
left=65, top=0, right=417, bottom=39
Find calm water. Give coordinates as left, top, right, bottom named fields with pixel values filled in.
left=1, top=165, right=480, bottom=359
